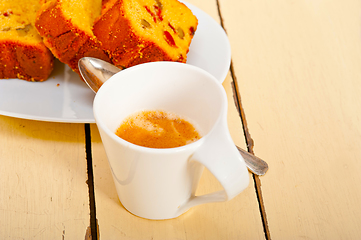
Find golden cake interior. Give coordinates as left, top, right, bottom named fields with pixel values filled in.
left=124, top=0, right=197, bottom=59
left=0, top=0, right=43, bottom=43
left=58, top=0, right=102, bottom=35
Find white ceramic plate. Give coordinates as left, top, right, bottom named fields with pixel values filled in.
left=0, top=1, right=231, bottom=123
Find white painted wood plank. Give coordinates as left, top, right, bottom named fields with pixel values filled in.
left=221, top=0, right=361, bottom=238
left=0, top=117, right=90, bottom=239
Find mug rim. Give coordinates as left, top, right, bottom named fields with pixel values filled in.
left=93, top=61, right=227, bottom=154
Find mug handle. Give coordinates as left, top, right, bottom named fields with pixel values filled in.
left=177, top=112, right=250, bottom=214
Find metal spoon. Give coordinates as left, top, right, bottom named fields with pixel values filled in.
left=78, top=57, right=269, bottom=176
left=78, top=57, right=123, bottom=93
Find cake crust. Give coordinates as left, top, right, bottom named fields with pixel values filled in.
left=35, top=0, right=110, bottom=74
left=93, top=0, right=198, bottom=69
left=0, top=41, right=54, bottom=82
left=93, top=0, right=174, bottom=69
left=0, top=1, right=54, bottom=81
left=35, top=0, right=197, bottom=73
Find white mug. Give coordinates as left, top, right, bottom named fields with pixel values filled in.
left=93, top=62, right=249, bottom=220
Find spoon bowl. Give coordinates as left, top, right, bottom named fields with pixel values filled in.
left=78, top=57, right=123, bottom=93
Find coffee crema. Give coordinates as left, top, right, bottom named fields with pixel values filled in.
left=115, top=110, right=201, bottom=148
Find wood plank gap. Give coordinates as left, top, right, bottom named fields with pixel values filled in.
left=84, top=123, right=99, bottom=240
left=214, top=0, right=255, bottom=152
left=214, top=1, right=271, bottom=236
left=229, top=62, right=271, bottom=240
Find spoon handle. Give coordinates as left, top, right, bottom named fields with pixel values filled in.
left=236, top=146, right=268, bottom=176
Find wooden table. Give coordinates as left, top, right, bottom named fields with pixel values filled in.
left=1, top=0, right=361, bottom=239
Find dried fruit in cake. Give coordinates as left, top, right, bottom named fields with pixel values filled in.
left=35, top=0, right=197, bottom=75
left=0, top=0, right=54, bottom=82
left=35, top=0, right=110, bottom=74
left=93, top=0, right=198, bottom=69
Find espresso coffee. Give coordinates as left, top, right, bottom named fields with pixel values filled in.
left=115, top=110, right=201, bottom=148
